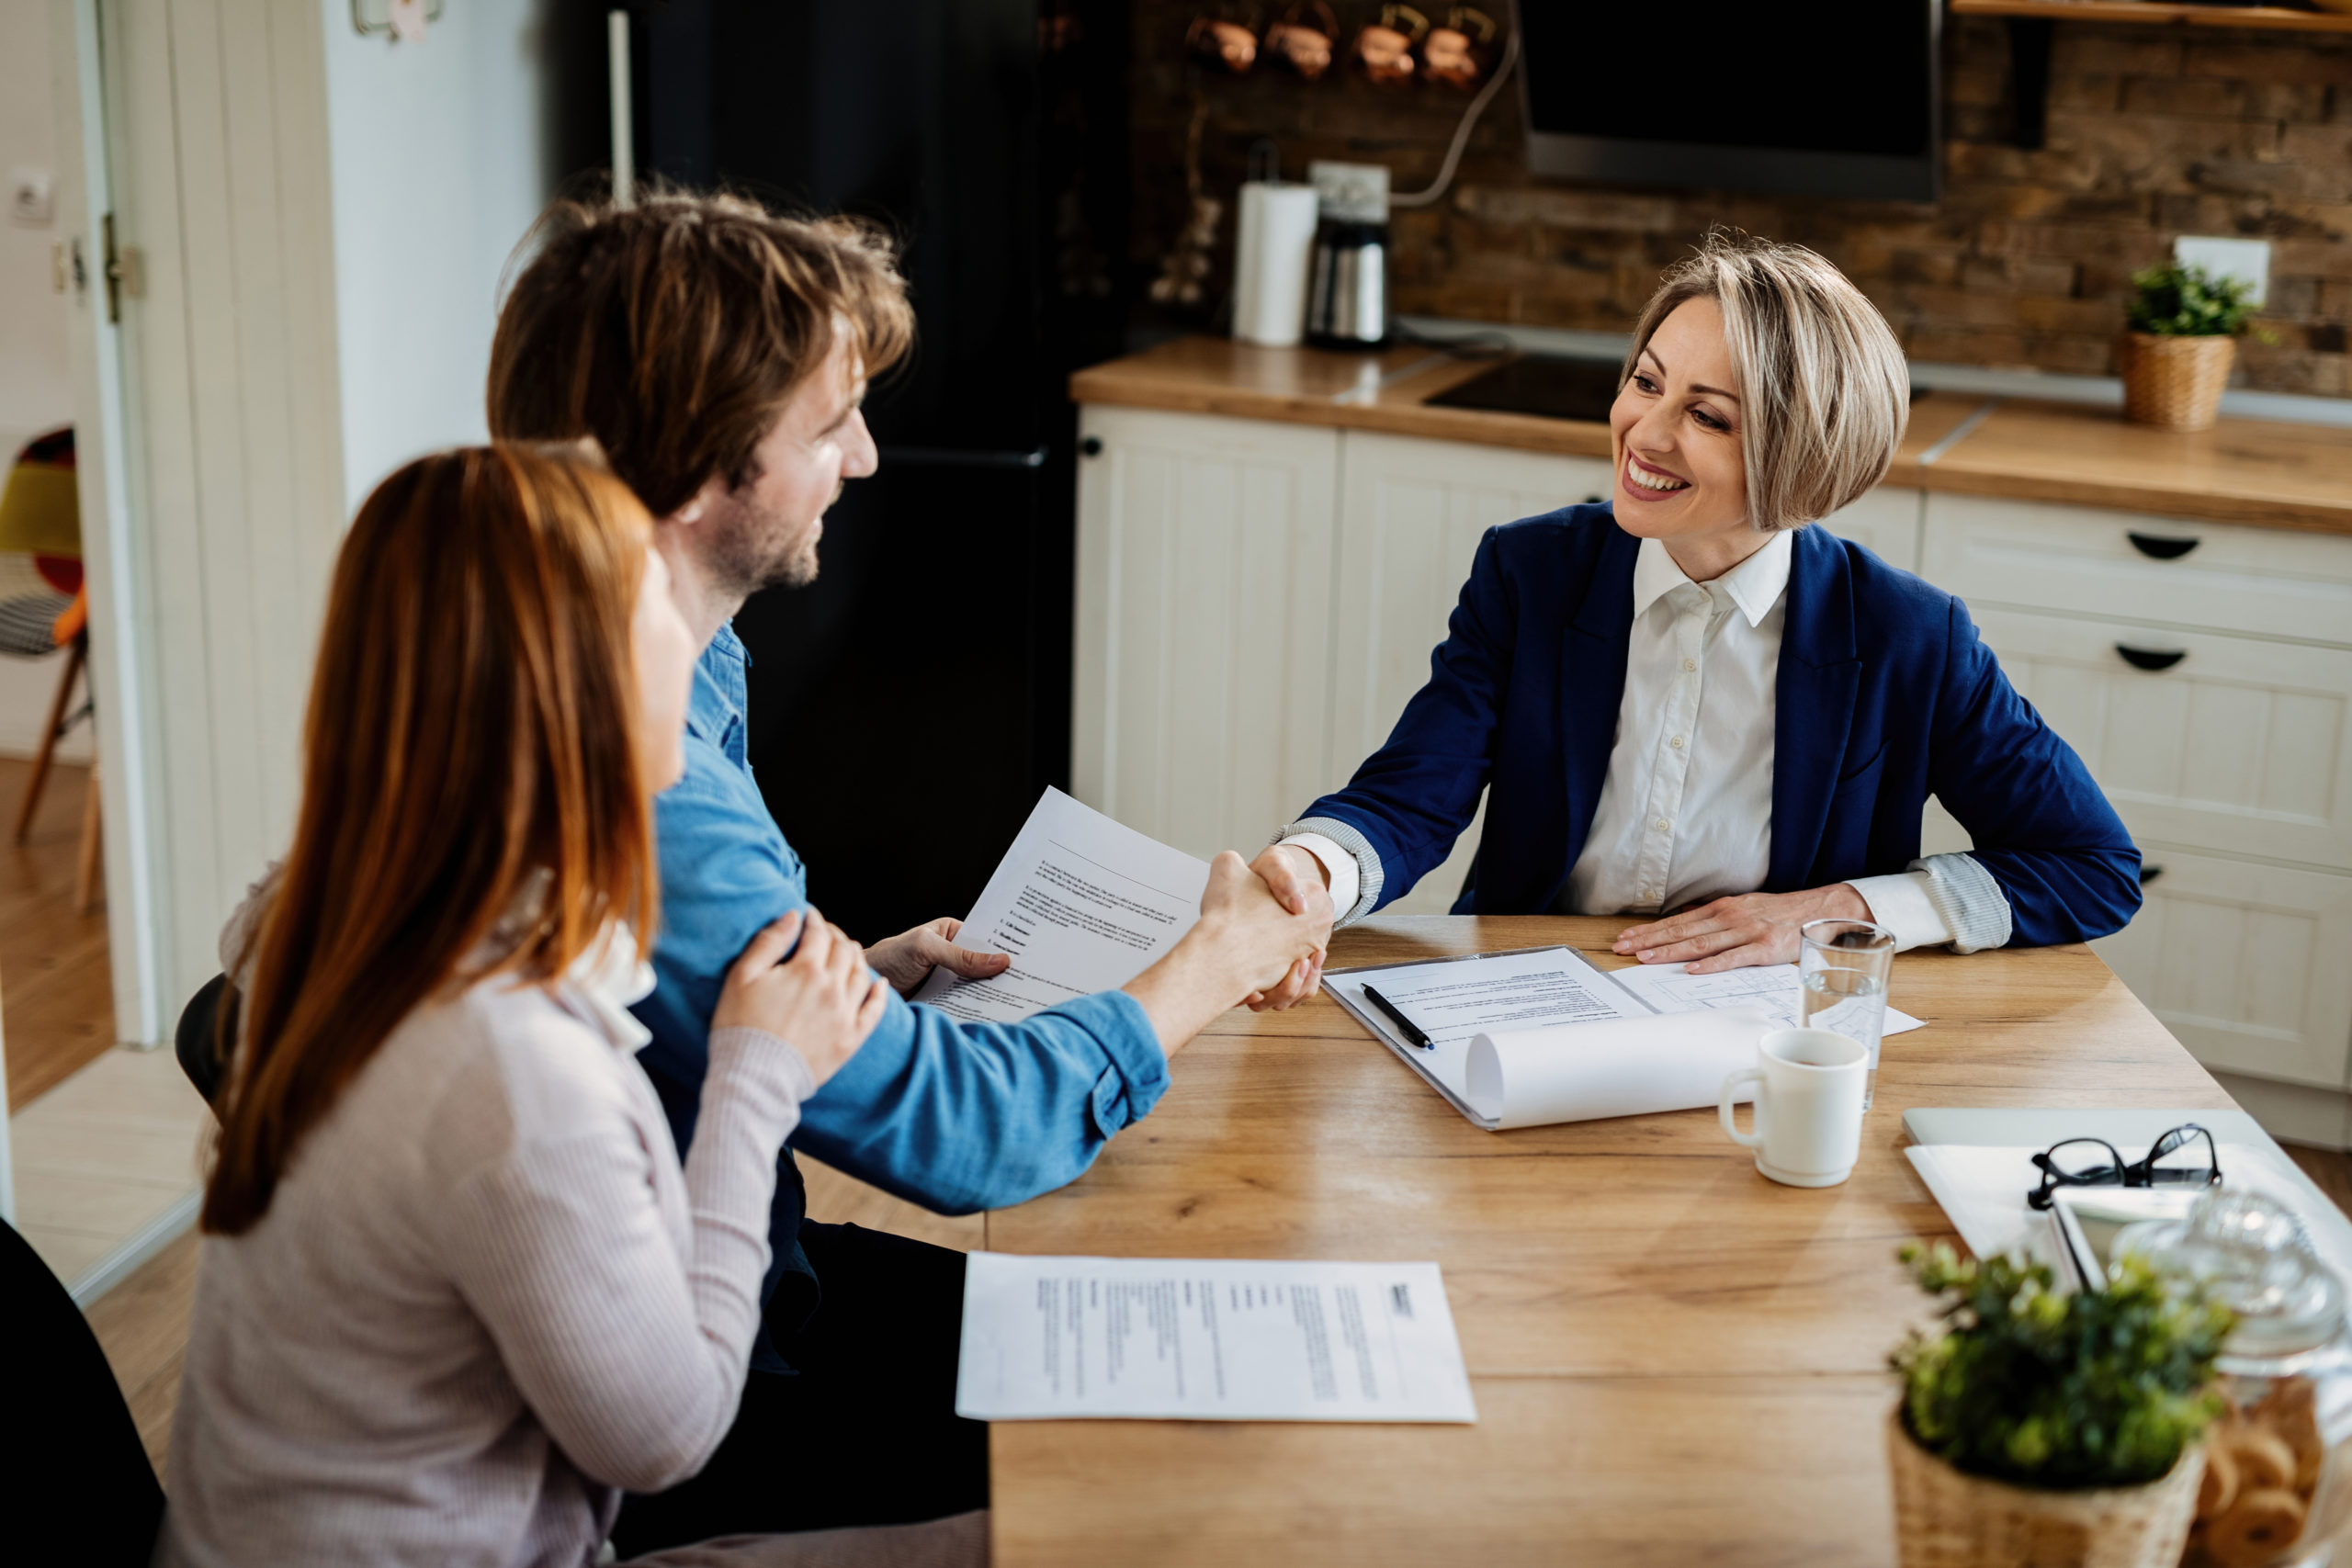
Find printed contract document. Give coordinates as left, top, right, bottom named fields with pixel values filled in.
left=916, top=788, right=1210, bottom=1023
left=956, top=1253, right=1477, bottom=1423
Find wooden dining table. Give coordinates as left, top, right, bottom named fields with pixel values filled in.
left=978, top=915, right=2237, bottom=1567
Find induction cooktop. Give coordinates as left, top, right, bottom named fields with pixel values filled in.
left=1424, top=354, right=1929, bottom=424
left=1422, top=355, right=1623, bottom=423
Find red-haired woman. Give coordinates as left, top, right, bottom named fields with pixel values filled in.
left=159, top=446, right=970, bottom=1566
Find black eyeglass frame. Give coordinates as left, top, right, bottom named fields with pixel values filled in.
left=2027, top=1123, right=2222, bottom=1213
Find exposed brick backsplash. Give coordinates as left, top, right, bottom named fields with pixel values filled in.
left=1129, top=7, right=2351, bottom=396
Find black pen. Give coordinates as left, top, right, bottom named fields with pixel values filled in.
left=1360, top=984, right=1435, bottom=1051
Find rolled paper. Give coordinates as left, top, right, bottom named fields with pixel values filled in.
left=1464, top=1007, right=1776, bottom=1130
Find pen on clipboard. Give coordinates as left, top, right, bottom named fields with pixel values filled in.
left=1359, top=984, right=1435, bottom=1051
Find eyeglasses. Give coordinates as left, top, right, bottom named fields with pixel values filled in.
left=2028, top=1123, right=2222, bottom=1212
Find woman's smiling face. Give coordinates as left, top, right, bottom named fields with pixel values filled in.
left=1607, top=297, right=1755, bottom=560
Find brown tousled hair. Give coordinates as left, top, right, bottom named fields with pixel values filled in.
left=487, top=188, right=914, bottom=518
left=201, top=445, right=658, bottom=1235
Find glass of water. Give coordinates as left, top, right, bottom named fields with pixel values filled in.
left=1799, top=919, right=1896, bottom=1111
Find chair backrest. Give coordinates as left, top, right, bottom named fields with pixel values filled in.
left=0, top=1217, right=166, bottom=1563
left=175, top=972, right=233, bottom=1109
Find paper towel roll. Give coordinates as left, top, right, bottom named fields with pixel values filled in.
left=1232, top=182, right=1320, bottom=347
left=1464, top=1008, right=1775, bottom=1130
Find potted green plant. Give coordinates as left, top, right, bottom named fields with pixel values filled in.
left=2120, top=263, right=2270, bottom=434
left=1886, top=1242, right=2236, bottom=1568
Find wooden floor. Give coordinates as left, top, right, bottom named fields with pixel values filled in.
left=1, top=755, right=114, bottom=1112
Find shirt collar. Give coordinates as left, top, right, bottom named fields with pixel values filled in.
left=686, top=622, right=749, bottom=747
left=1630, top=528, right=1795, bottom=628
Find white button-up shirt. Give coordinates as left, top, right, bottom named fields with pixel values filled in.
left=1565, top=531, right=1792, bottom=918
left=1283, top=530, right=2004, bottom=953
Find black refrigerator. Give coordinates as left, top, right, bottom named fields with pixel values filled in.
left=622, top=0, right=1129, bottom=942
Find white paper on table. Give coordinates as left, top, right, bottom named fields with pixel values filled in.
left=914, top=788, right=1210, bottom=1024
left=1904, top=1142, right=2352, bottom=1286
left=1609, top=960, right=1925, bottom=1037
left=955, top=1253, right=1477, bottom=1423
left=1326, top=946, right=1656, bottom=1126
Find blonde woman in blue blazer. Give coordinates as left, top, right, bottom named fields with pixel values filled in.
left=1246, top=231, right=2140, bottom=1008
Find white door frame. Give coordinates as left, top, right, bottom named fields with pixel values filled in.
left=53, top=0, right=164, bottom=1048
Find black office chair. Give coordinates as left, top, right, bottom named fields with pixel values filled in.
left=1, top=1217, right=166, bottom=1563
left=175, top=972, right=233, bottom=1108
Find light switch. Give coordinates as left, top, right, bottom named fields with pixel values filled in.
left=9, top=167, right=53, bottom=229
left=2173, top=235, right=2269, bottom=307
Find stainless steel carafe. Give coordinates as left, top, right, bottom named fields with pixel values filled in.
left=1305, top=219, right=1389, bottom=349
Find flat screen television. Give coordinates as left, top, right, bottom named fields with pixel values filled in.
left=1515, top=2, right=1941, bottom=203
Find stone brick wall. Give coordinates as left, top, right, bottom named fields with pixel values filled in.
left=1128, top=7, right=2352, bottom=395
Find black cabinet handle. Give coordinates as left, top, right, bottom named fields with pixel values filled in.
left=2141, top=864, right=2165, bottom=886
left=2127, top=531, right=2199, bottom=560
left=1583, top=494, right=1606, bottom=504
left=1080, top=436, right=1103, bottom=457
left=2116, top=644, right=2188, bottom=672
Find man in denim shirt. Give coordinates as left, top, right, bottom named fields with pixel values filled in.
left=488, top=196, right=1330, bottom=1547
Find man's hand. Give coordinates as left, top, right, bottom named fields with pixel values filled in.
left=865, top=917, right=1012, bottom=997
left=1242, top=844, right=1335, bottom=1010
left=1612, top=884, right=1873, bottom=974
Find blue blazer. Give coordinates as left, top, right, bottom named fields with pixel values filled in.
left=1298, top=505, right=2143, bottom=946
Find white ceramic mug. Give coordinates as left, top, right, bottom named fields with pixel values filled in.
left=1717, top=1028, right=1869, bottom=1189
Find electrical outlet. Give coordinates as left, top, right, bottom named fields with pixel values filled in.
left=1310, top=161, right=1390, bottom=223
left=9, top=167, right=53, bottom=229
left=2173, top=235, right=2269, bottom=308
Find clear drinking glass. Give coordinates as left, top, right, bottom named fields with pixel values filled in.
left=1799, top=919, right=1896, bottom=1111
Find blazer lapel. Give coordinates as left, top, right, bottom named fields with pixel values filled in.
left=1560, top=523, right=1640, bottom=875
left=1769, top=528, right=1862, bottom=891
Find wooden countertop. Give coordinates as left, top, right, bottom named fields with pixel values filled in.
left=986, top=914, right=2235, bottom=1567
left=1071, top=337, right=2352, bottom=536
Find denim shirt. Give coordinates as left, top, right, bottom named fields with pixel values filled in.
left=630, top=625, right=1169, bottom=1362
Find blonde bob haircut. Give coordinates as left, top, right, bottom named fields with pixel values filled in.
left=1623, top=231, right=1909, bottom=533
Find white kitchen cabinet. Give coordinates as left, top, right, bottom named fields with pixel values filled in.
left=1071, top=406, right=1340, bottom=863
left=1921, top=493, right=2352, bottom=649
left=2091, top=849, right=2352, bottom=1090
left=1972, top=608, right=2352, bottom=873
left=1816, top=485, right=1923, bottom=573
left=1329, top=433, right=1614, bottom=911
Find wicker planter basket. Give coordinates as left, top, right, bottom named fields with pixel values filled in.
left=1887, top=1407, right=2206, bottom=1568
left=2120, top=333, right=2236, bottom=433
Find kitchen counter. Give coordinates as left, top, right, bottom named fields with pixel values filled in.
left=1069, top=336, right=2352, bottom=536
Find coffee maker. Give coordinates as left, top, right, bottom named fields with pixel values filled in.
left=1305, top=162, right=1390, bottom=350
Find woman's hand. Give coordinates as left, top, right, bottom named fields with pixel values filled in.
left=1612, top=884, right=1873, bottom=973
left=1241, top=843, right=1333, bottom=1011
left=865, top=916, right=1012, bottom=997
left=1200, top=851, right=1332, bottom=995
left=713, top=909, right=890, bottom=1088
left=1122, top=852, right=1332, bottom=1054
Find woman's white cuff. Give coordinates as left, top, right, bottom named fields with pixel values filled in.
left=1272, top=818, right=1384, bottom=926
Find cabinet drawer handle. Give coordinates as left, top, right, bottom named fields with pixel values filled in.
left=2115, top=645, right=2188, bottom=672
left=2127, top=531, right=2199, bottom=560
left=2140, top=863, right=2164, bottom=886
left=1080, top=436, right=1103, bottom=457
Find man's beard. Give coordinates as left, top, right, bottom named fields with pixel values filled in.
left=705, top=499, right=821, bottom=596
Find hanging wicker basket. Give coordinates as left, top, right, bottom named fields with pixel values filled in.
left=2120, top=333, right=2236, bottom=433
left=1887, top=1406, right=2206, bottom=1568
